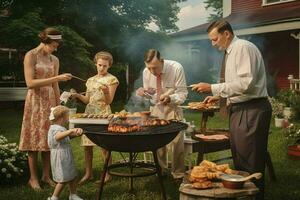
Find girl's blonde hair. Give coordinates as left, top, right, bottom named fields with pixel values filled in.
left=93, top=51, right=113, bottom=66
left=50, top=105, right=69, bottom=122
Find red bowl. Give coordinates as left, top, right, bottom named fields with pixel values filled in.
left=220, top=170, right=249, bottom=189
left=222, top=179, right=245, bottom=189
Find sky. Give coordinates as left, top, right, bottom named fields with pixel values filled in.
left=176, top=0, right=214, bottom=31
left=147, top=0, right=214, bottom=32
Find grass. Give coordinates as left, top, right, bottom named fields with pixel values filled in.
left=0, top=105, right=300, bottom=200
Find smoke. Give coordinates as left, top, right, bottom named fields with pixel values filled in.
left=124, top=70, right=152, bottom=112
left=123, top=32, right=224, bottom=112
left=121, top=31, right=162, bottom=112
left=159, top=40, right=223, bottom=102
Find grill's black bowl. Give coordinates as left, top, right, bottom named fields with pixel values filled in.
left=83, top=121, right=188, bottom=152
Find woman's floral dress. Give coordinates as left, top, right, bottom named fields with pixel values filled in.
left=19, top=49, right=57, bottom=151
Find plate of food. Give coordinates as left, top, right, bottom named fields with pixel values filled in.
left=179, top=101, right=219, bottom=111
left=70, top=113, right=113, bottom=119
left=194, top=133, right=229, bottom=141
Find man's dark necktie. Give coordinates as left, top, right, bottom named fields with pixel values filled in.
left=219, top=51, right=228, bottom=118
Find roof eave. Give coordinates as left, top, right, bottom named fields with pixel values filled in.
left=172, top=19, right=300, bottom=42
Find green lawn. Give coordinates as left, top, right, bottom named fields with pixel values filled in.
left=0, top=105, right=300, bottom=200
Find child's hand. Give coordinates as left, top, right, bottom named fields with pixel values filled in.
left=70, top=128, right=83, bottom=137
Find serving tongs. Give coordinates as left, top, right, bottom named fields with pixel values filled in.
left=178, top=105, right=191, bottom=109
left=165, top=84, right=196, bottom=89
left=71, top=75, right=86, bottom=82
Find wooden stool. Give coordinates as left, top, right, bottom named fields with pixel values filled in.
left=179, top=181, right=259, bottom=200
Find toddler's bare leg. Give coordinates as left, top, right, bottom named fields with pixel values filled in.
left=53, top=182, right=66, bottom=197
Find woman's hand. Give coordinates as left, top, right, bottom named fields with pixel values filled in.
left=57, top=73, right=72, bottom=82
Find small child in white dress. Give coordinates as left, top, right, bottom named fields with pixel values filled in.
left=47, top=105, right=84, bottom=200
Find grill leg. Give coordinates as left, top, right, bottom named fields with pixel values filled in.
left=152, top=151, right=167, bottom=200
left=129, top=152, right=133, bottom=192
left=96, top=150, right=111, bottom=200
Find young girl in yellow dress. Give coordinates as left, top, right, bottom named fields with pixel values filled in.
left=71, top=51, right=119, bottom=184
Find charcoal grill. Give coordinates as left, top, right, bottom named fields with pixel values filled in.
left=83, top=120, right=188, bottom=200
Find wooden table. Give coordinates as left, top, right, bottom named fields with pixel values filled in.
left=179, top=181, right=259, bottom=200
left=179, top=174, right=259, bottom=200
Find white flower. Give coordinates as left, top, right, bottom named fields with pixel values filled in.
left=11, top=156, right=16, bottom=162
left=0, top=135, right=27, bottom=180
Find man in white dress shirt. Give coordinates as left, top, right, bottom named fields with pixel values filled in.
left=192, top=20, right=272, bottom=200
left=136, top=49, right=188, bottom=181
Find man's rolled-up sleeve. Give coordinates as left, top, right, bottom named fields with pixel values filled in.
left=169, top=66, right=188, bottom=105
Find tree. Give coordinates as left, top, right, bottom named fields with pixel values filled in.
left=204, top=0, right=223, bottom=22
left=0, top=0, right=186, bottom=103
left=0, top=9, right=93, bottom=92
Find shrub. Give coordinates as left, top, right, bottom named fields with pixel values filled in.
left=277, top=89, right=294, bottom=107
left=0, top=135, right=27, bottom=185
left=268, top=97, right=284, bottom=118
left=283, top=123, right=300, bottom=146
left=277, top=89, right=300, bottom=120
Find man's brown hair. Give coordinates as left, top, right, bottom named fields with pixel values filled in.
left=144, top=49, right=163, bottom=63
left=206, top=19, right=234, bottom=35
